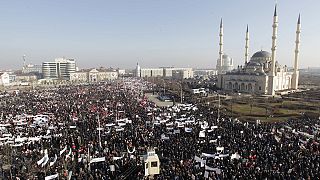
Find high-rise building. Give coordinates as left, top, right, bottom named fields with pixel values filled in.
left=42, top=58, right=76, bottom=79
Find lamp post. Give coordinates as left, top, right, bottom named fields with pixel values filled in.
left=97, top=115, right=102, bottom=148
left=162, top=79, right=165, bottom=95
left=217, top=94, right=220, bottom=121
left=179, top=83, right=183, bottom=104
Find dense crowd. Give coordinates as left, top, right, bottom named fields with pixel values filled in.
left=0, top=79, right=319, bottom=179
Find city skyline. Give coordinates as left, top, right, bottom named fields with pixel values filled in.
left=0, top=0, right=319, bottom=70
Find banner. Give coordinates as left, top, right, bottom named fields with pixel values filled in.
left=42, top=154, right=49, bottom=167
left=209, top=139, right=217, bottom=143
left=231, top=153, right=241, bottom=160
left=37, top=155, right=45, bottom=165
left=199, top=130, right=205, bottom=138
left=161, top=134, right=169, bottom=140
left=60, top=146, right=67, bottom=155
left=216, top=147, right=224, bottom=152
left=205, top=165, right=221, bottom=174
left=50, top=154, right=57, bottom=167
left=90, top=157, right=106, bottom=164
left=113, top=155, right=124, bottom=160
left=185, top=127, right=192, bottom=133
left=106, top=123, right=115, bottom=127
left=110, top=165, right=115, bottom=172
left=202, top=153, right=216, bottom=158
left=118, top=122, right=126, bottom=126
left=194, top=155, right=206, bottom=166
left=218, top=154, right=229, bottom=158
left=68, top=171, right=73, bottom=180
left=45, top=173, right=59, bottom=180
left=116, top=128, right=125, bottom=132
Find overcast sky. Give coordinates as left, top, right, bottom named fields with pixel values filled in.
left=0, top=0, right=319, bottom=70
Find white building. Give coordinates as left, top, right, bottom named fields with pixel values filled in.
left=217, top=6, right=301, bottom=95
left=172, top=69, right=194, bottom=79
left=42, top=58, right=76, bottom=80
left=135, top=63, right=194, bottom=79
left=140, top=68, right=164, bottom=78
left=163, top=67, right=193, bottom=77
left=194, top=69, right=218, bottom=77
left=70, top=68, right=118, bottom=83
left=15, top=73, right=38, bottom=82
left=70, top=71, right=88, bottom=83
left=22, top=64, right=42, bottom=74
left=0, top=72, right=10, bottom=86
left=117, top=69, right=126, bottom=76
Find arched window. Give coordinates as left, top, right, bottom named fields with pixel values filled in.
left=235, top=82, right=239, bottom=90
left=248, top=83, right=252, bottom=91
left=241, top=83, right=245, bottom=91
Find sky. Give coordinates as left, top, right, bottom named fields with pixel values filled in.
left=0, top=0, right=319, bottom=70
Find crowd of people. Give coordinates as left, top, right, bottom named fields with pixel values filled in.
left=0, top=78, right=319, bottom=179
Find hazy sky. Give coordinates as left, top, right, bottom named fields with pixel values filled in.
left=0, top=0, right=319, bottom=70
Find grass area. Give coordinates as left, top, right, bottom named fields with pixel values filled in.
left=222, top=98, right=320, bottom=123
left=231, top=103, right=266, bottom=116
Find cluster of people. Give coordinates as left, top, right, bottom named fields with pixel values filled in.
left=0, top=78, right=319, bottom=179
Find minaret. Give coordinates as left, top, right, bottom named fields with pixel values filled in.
left=244, top=25, right=249, bottom=64
left=292, top=14, right=301, bottom=89
left=268, top=5, right=278, bottom=95
left=270, top=5, right=278, bottom=76
left=218, top=18, right=224, bottom=74
left=136, top=62, right=141, bottom=77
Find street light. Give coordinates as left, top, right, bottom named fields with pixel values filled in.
left=162, top=79, right=165, bottom=95
left=179, top=83, right=183, bottom=104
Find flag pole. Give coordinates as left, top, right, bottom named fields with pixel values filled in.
left=97, top=115, right=102, bottom=148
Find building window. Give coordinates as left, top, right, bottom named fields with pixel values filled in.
left=259, top=86, right=261, bottom=90
left=151, top=161, right=158, bottom=167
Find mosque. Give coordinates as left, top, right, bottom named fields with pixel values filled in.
left=217, top=5, right=301, bottom=95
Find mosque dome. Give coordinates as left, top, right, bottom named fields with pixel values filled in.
left=250, top=50, right=272, bottom=64
left=247, top=61, right=261, bottom=67
left=222, top=54, right=232, bottom=66
left=252, top=51, right=271, bottom=58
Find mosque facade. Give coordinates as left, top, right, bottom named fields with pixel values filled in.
left=217, top=6, right=301, bottom=95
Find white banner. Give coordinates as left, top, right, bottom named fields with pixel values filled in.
left=116, top=128, right=125, bottom=132
left=90, top=157, right=106, bottom=164
left=68, top=171, right=73, bottom=180
left=194, top=155, right=206, bottom=165
left=209, top=139, right=217, bottom=143
left=110, top=165, right=115, bottom=172
left=45, top=173, right=59, bottom=180
left=118, top=122, right=126, bottom=126
left=50, top=154, right=57, bottom=167
left=185, top=127, right=192, bottom=133
left=113, top=155, right=124, bottom=160
left=218, top=154, right=229, bottom=158
left=161, top=134, right=169, bottom=140
left=42, top=154, right=49, bottom=167
left=37, top=156, right=45, bottom=165
left=60, top=146, right=67, bottom=156
left=202, top=153, right=216, bottom=158
left=199, top=130, right=206, bottom=138
left=216, top=147, right=224, bottom=152
left=106, top=123, right=115, bottom=127
left=205, top=165, right=221, bottom=174
left=231, top=153, right=241, bottom=160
